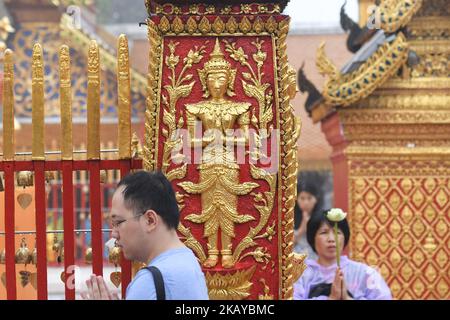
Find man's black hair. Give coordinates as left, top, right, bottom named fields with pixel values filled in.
left=117, top=171, right=179, bottom=230
left=306, top=209, right=350, bottom=253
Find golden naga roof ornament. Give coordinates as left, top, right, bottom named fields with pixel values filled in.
left=377, top=0, right=423, bottom=33
left=316, top=42, right=341, bottom=80
left=316, top=33, right=409, bottom=108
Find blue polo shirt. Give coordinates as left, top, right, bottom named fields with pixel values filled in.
left=125, top=247, right=209, bottom=300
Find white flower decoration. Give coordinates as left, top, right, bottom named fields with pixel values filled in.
left=326, top=208, right=347, bottom=222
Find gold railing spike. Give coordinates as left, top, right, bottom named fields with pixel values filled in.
left=32, top=43, right=45, bottom=161
left=87, top=40, right=100, bottom=160
left=117, top=34, right=131, bottom=160
left=59, top=45, right=73, bottom=160
left=2, top=49, right=15, bottom=161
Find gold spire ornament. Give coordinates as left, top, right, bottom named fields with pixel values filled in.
left=32, top=43, right=45, bottom=161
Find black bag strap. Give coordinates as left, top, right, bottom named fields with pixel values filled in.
left=146, top=266, right=166, bottom=300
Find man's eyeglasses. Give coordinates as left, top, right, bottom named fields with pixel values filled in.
left=110, top=212, right=146, bottom=229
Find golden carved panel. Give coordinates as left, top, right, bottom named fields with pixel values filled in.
left=349, top=166, right=450, bottom=299
left=144, top=12, right=300, bottom=299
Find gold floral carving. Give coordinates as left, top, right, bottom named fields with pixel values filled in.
left=212, top=17, right=225, bottom=34
left=205, top=265, right=256, bottom=300
left=225, top=38, right=274, bottom=131
left=147, top=2, right=282, bottom=16
left=144, top=19, right=163, bottom=171
left=155, top=16, right=277, bottom=36
left=161, top=40, right=205, bottom=175
left=292, top=253, right=307, bottom=283
left=276, top=17, right=301, bottom=300
left=233, top=165, right=276, bottom=265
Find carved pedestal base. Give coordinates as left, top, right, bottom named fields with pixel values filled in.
left=204, top=264, right=256, bottom=300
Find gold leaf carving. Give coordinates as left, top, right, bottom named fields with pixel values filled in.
left=206, top=266, right=256, bottom=300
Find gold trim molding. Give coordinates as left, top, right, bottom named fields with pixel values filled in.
left=347, top=159, right=450, bottom=176
left=146, top=2, right=282, bottom=16
left=339, top=109, right=450, bottom=124
left=316, top=33, right=409, bottom=108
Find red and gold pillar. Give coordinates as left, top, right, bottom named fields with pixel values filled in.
left=143, top=0, right=304, bottom=299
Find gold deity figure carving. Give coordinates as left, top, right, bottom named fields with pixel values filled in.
left=179, top=38, right=259, bottom=269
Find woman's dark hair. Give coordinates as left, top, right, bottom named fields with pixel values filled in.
left=294, top=179, right=323, bottom=230
left=306, top=209, right=350, bottom=253
left=117, top=171, right=180, bottom=230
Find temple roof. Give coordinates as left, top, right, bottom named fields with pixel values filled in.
left=59, top=14, right=147, bottom=97
left=2, top=0, right=147, bottom=119
left=299, top=0, right=424, bottom=123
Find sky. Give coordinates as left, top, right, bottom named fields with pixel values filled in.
left=284, top=0, right=359, bottom=33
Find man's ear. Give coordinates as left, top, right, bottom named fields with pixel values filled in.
left=144, top=210, right=158, bottom=230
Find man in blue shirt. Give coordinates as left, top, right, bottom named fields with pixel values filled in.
left=81, top=171, right=209, bottom=300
